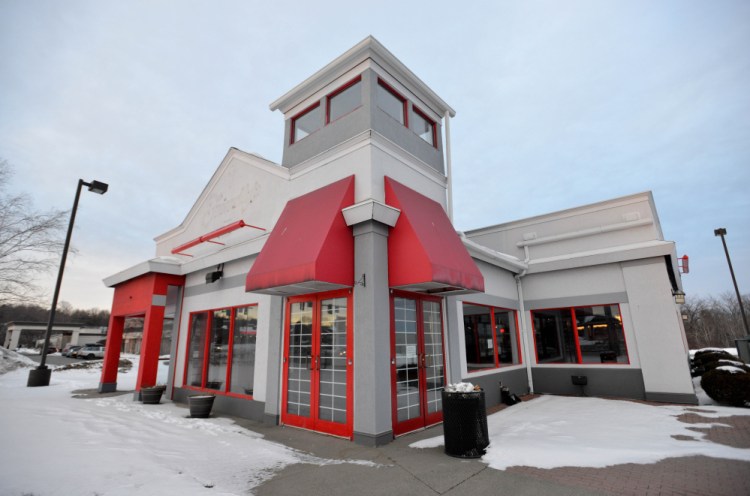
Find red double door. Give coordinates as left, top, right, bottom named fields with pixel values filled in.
left=390, top=292, right=446, bottom=436
left=281, top=290, right=353, bottom=438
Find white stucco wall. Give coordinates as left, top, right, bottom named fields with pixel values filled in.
left=621, top=258, right=694, bottom=396
left=172, top=257, right=270, bottom=402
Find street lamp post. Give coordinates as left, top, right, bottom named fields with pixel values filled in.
left=714, top=228, right=750, bottom=336
left=27, top=179, right=108, bottom=387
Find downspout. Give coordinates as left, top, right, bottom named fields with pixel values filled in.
left=444, top=110, right=453, bottom=222
left=516, top=245, right=534, bottom=393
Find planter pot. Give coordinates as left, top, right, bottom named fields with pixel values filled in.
left=141, top=386, right=165, bottom=405
left=188, top=395, right=216, bottom=418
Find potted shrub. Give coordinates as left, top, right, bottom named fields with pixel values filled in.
left=188, top=394, right=216, bottom=418
left=141, top=385, right=166, bottom=405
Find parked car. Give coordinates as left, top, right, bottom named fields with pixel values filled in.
left=77, top=345, right=105, bottom=359
left=62, top=344, right=82, bottom=357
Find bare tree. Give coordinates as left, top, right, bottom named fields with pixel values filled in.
left=683, top=292, right=750, bottom=348
left=0, top=159, right=67, bottom=304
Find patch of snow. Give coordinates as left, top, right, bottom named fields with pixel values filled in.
left=444, top=382, right=476, bottom=392
left=411, top=395, right=750, bottom=470
left=0, top=353, right=371, bottom=495
left=0, top=347, right=37, bottom=374
left=716, top=365, right=747, bottom=374
left=15, top=347, right=40, bottom=355
left=690, top=347, right=739, bottom=358
left=693, top=376, right=716, bottom=406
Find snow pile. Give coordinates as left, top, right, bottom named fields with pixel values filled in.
left=716, top=365, right=747, bottom=374
left=411, top=395, right=750, bottom=470
left=0, top=354, right=371, bottom=495
left=0, top=347, right=37, bottom=374
left=444, top=382, right=476, bottom=392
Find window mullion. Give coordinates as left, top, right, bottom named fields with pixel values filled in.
left=201, top=312, right=212, bottom=388
left=571, top=307, right=583, bottom=364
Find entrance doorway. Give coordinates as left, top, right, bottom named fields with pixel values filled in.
left=390, top=292, right=446, bottom=436
left=281, top=290, right=353, bottom=438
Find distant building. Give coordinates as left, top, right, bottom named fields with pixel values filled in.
left=3, top=322, right=106, bottom=350
left=99, top=37, right=695, bottom=445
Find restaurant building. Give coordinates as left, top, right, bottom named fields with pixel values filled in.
left=100, top=37, right=696, bottom=445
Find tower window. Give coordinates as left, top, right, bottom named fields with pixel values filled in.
left=412, top=106, right=436, bottom=147
left=291, top=103, right=323, bottom=143
left=377, top=79, right=407, bottom=126
left=327, top=77, right=362, bottom=124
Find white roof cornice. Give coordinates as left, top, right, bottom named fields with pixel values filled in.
left=270, top=36, right=455, bottom=118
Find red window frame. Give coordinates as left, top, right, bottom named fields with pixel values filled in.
left=462, top=302, right=522, bottom=373
left=412, top=105, right=437, bottom=148
left=290, top=102, right=322, bottom=145
left=530, top=304, right=630, bottom=365
left=377, top=78, right=408, bottom=127
left=389, top=289, right=446, bottom=436
left=326, top=75, right=362, bottom=125
left=182, top=304, right=259, bottom=399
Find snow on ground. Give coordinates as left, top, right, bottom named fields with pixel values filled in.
left=412, top=395, right=750, bottom=471
left=416, top=346, right=750, bottom=471
left=0, top=352, right=371, bottom=496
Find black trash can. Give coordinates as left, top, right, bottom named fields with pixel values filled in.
left=442, top=389, right=490, bottom=458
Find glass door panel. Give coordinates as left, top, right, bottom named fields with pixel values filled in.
left=317, top=297, right=348, bottom=424
left=286, top=301, right=313, bottom=419
left=422, top=301, right=445, bottom=418
left=394, top=297, right=420, bottom=423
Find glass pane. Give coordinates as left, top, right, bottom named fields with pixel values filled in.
left=412, top=110, right=434, bottom=145
left=317, top=297, right=348, bottom=424
left=394, top=297, right=420, bottom=422
left=495, top=310, right=519, bottom=365
left=328, top=81, right=361, bottom=122
left=230, top=306, right=257, bottom=395
left=575, top=305, right=628, bottom=363
left=293, top=105, right=322, bottom=142
left=422, top=301, right=444, bottom=415
left=206, top=309, right=230, bottom=391
left=159, top=317, right=173, bottom=355
left=533, top=309, right=576, bottom=363
left=377, top=83, right=405, bottom=124
left=186, top=313, right=207, bottom=387
left=463, top=303, right=495, bottom=371
left=286, top=301, right=313, bottom=417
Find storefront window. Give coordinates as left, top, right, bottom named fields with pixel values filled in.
left=230, top=306, right=257, bottom=396
left=532, top=305, right=628, bottom=364
left=184, top=305, right=258, bottom=395
left=462, top=302, right=520, bottom=372
left=186, top=313, right=208, bottom=387
left=575, top=306, right=628, bottom=363
left=206, top=309, right=230, bottom=391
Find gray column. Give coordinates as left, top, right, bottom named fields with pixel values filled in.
left=352, top=220, right=393, bottom=446
left=264, top=296, right=285, bottom=424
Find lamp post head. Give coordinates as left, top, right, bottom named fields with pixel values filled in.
left=86, top=180, right=109, bottom=195
left=714, top=228, right=727, bottom=237
left=673, top=290, right=686, bottom=305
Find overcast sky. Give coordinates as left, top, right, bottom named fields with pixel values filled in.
left=1, top=0, right=748, bottom=311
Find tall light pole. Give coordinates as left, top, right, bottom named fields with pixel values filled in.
left=27, top=179, right=108, bottom=387
left=714, top=228, right=749, bottom=336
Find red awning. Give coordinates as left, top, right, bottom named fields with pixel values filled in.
left=245, top=176, right=355, bottom=295
left=385, top=177, right=484, bottom=294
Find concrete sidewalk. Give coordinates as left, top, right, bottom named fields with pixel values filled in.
left=237, top=410, right=750, bottom=496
